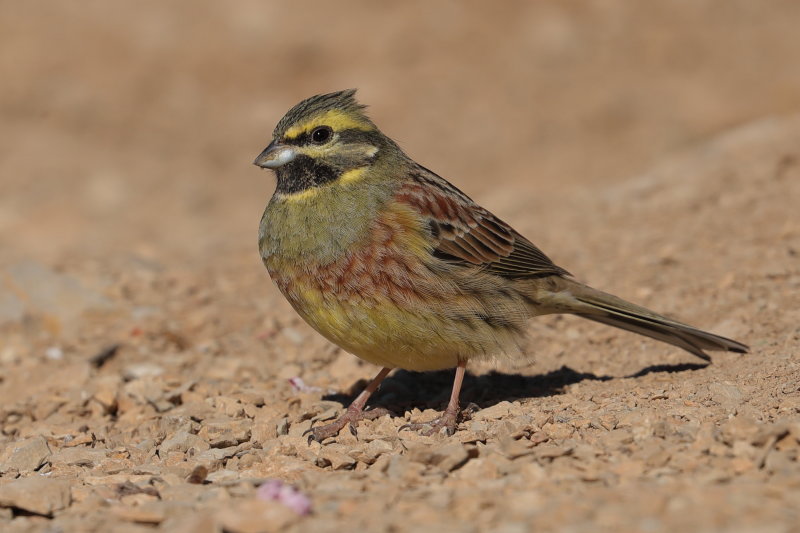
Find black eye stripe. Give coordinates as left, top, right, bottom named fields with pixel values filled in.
left=336, top=129, right=384, bottom=145
left=283, top=127, right=382, bottom=146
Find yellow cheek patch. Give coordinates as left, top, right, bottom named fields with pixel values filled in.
left=339, top=167, right=368, bottom=185
left=284, top=109, right=373, bottom=140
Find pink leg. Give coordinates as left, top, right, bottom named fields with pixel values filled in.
left=403, top=361, right=467, bottom=436
left=305, top=367, right=392, bottom=443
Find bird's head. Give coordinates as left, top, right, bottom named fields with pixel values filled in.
left=254, top=90, right=393, bottom=196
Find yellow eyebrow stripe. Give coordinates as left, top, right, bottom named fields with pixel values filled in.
left=284, top=109, right=373, bottom=139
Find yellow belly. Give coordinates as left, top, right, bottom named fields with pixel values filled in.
left=281, top=280, right=527, bottom=371
left=288, top=284, right=454, bottom=370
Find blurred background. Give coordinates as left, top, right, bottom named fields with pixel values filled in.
left=2, top=0, right=799, bottom=264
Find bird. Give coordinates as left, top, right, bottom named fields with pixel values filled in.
left=253, top=89, right=748, bottom=442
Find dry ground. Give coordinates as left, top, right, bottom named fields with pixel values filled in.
left=1, top=2, right=799, bottom=532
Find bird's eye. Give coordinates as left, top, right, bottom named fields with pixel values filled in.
left=310, top=126, right=333, bottom=144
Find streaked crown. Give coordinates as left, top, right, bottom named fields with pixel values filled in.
left=273, top=89, right=376, bottom=141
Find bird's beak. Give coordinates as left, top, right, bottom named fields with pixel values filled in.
left=253, top=140, right=297, bottom=169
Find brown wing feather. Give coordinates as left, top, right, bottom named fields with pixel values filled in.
left=397, top=165, right=570, bottom=279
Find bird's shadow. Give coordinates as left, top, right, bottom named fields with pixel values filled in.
left=322, top=362, right=708, bottom=413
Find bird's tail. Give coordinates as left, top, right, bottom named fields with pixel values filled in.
left=542, top=278, right=748, bottom=361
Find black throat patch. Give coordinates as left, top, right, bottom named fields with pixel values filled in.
left=274, top=154, right=340, bottom=195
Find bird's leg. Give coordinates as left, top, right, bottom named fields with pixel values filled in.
left=403, top=361, right=467, bottom=436
left=305, top=367, right=392, bottom=443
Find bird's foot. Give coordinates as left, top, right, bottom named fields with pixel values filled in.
left=305, top=405, right=390, bottom=444
left=400, top=403, right=476, bottom=436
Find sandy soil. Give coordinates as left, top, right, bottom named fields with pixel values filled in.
left=1, top=2, right=799, bottom=532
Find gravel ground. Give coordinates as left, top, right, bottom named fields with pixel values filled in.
left=1, top=2, right=799, bottom=532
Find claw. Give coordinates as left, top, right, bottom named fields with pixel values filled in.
left=398, top=420, right=444, bottom=436
left=462, top=402, right=480, bottom=416
left=303, top=419, right=339, bottom=445
left=305, top=425, right=323, bottom=445
left=399, top=406, right=462, bottom=436
left=300, top=406, right=386, bottom=445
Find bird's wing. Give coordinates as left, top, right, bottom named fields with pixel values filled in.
left=396, top=165, right=570, bottom=279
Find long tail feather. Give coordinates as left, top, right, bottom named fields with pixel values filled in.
left=551, top=280, right=748, bottom=361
